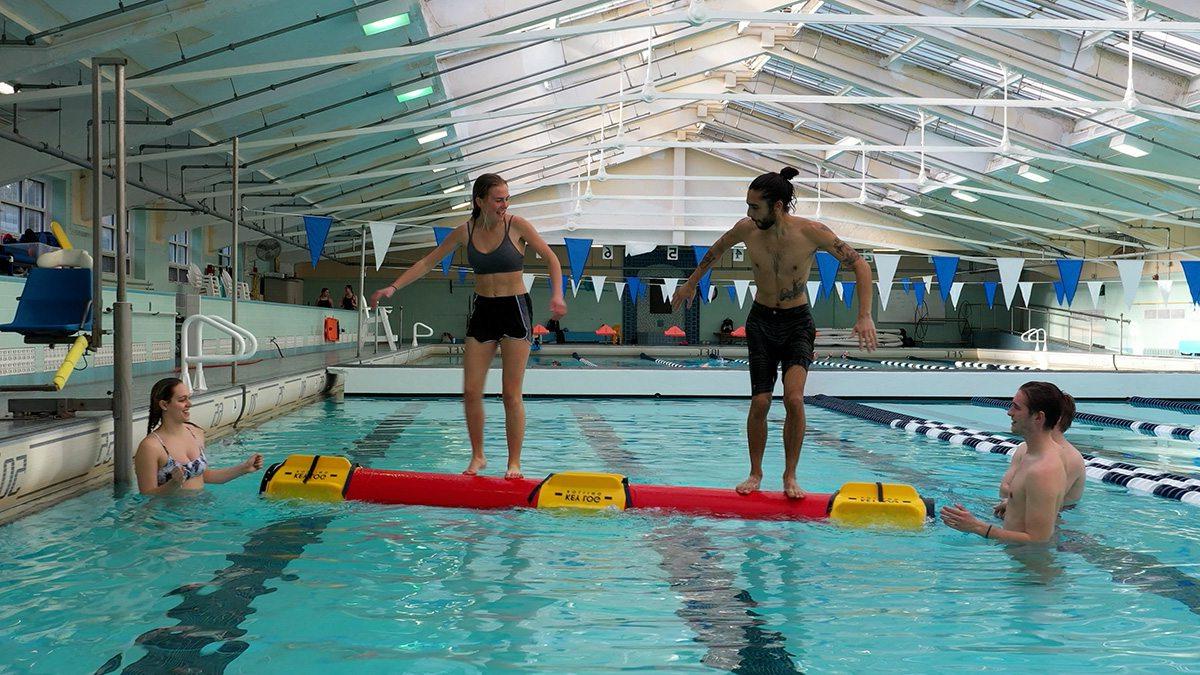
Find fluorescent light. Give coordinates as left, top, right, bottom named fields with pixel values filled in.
left=417, top=130, right=448, bottom=144
left=1109, top=133, right=1150, bottom=158
left=0, top=82, right=14, bottom=95
left=827, top=136, right=861, bottom=160
left=951, top=190, right=978, bottom=203
left=443, top=185, right=465, bottom=194
left=362, top=13, right=410, bottom=36
left=900, top=207, right=923, bottom=217
left=451, top=201, right=470, bottom=210
left=1017, top=165, right=1050, bottom=183
left=396, top=85, right=433, bottom=103
left=431, top=167, right=447, bottom=173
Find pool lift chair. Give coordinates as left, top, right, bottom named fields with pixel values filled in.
left=0, top=246, right=113, bottom=418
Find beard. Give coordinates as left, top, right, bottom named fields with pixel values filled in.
left=754, top=216, right=776, bottom=230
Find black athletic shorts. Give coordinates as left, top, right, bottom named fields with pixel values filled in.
left=746, top=302, right=816, bottom=395
left=466, top=293, right=533, bottom=342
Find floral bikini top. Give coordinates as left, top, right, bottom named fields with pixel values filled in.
left=153, top=426, right=209, bottom=486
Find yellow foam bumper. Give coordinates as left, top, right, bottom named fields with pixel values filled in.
left=534, top=471, right=629, bottom=511
left=260, top=454, right=354, bottom=501
left=829, top=482, right=928, bottom=529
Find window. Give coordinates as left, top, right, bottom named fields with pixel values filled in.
left=0, top=179, right=47, bottom=237
left=217, top=245, right=231, bottom=271
left=100, top=214, right=132, bottom=275
left=168, top=231, right=190, bottom=283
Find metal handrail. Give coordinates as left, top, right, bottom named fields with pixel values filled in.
left=181, top=314, right=258, bottom=392
left=411, top=321, right=434, bottom=347
left=1013, top=303, right=1130, bottom=354
left=1020, top=328, right=1047, bottom=352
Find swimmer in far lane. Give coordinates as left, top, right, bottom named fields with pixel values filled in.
left=671, top=167, right=878, bottom=499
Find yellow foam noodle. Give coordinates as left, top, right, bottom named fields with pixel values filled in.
left=52, top=335, right=89, bottom=390
left=535, top=471, right=628, bottom=511
left=50, top=221, right=72, bottom=249
left=261, top=454, right=353, bottom=501
left=829, top=482, right=927, bottom=529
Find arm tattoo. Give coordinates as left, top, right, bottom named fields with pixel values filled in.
left=699, top=250, right=718, bottom=269
left=778, top=278, right=806, bottom=302
left=830, top=239, right=862, bottom=266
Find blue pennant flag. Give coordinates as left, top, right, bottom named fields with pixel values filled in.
left=693, top=246, right=713, bottom=303
left=1055, top=258, right=1084, bottom=306
left=841, top=281, right=856, bottom=309
left=932, top=256, right=959, bottom=303
left=1052, top=281, right=1065, bottom=306
left=432, top=226, right=455, bottom=275
left=563, top=237, right=592, bottom=289
left=1183, top=260, right=1200, bottom=305
left=913, top=278, right=926, bottom=307
left=457, top=268, right=468, bottom=283
left=815, top=251, right=840, bottom=300
left=302, top=215, right=333, bottom=270
left=901, top=277, right=912, bottom=294
left=727, top=285, right=737, bottom=303
left=626, top=277, right=642, bottom=302
left=983, top=281, right=998, bottom=309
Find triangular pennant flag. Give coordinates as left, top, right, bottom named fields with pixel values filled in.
left=522, top=273, right=536, bottom=293
left=625, top=242, right=656, bottom=257
left=432, top=226, right=455, bottom=275
left=901, top=277, right=912, bottom=294
left=563, top=237, right=593, bottom=289
left=727, top=285, right=737, bottom=303
left=1157, top=279, right=1174, bottom=305
left=983, top=281, right=998, bottom=309
left=1052, top=281, right=1065, bottom=306
left=932, top=256, right=959, bottom=302
left=368, top=221, right=396, bottom=271
left=841, top=281, right=856, bottom=309
left=614, top=281, right=626, bottom=301
left=996, top=257, right=1025, bottom=309
left=949, top=281, right=964, bottom=308
left=1116, top=259, right=1144, bottom=310
left=570, top=277, right=582, bottom=298
left=708, top=285, right=717, bottom=302
left=913, top=278, right=926, bottom=306
left=662, top=278, right=681, bottom=303
left=749, top=284, right=758, bottom=300
left=303, top=215, right=333, bottom=270
left=1182, top=261, right=1200, bottom=305
left=693, top=246, right=713, bottom=303
left=1055, top=259, right=1084, bottom=306
left=1017, top=281, right=1034, bottom=306
left=835, top=281, right=846, bottom=302
left=815, top=251, right=840, bottom=300
left=591, top=275, right=606, bottom=302
left=921, top=275, right=933, bottom=298
left=733, top=279, right=751, bottom=309
left=626, top=277, right=642, bottom=302
left=1086, top=281, right=1103, bottom=308
left=807, top=280, right=822, bottom=307
left=458, top=267, right=468, bottom=283
left=873, top=254, right=900, bottom=314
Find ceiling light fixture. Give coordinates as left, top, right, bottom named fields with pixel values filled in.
left=1109, top=133, right=1150, bottom=157
left=362, top=13, right=410, bottom=36
left=417, top=130, right=448, bottom=144
left=1017, top=164, right=1050, bottom=183
left=951, top=190, right=978, bottom=203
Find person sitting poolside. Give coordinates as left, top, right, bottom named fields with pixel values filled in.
left=134, top=377, right=263, bottom=495
left=994, top=389, right=1084, bottom=516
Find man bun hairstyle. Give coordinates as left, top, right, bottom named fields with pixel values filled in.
left=471, top=173, right=508, bottom=222
left=749, top=166, right=800, bottom=213
left=1019, top=381, right=1066, bottom=431
left=1058, top=391, right=1075, bottom=432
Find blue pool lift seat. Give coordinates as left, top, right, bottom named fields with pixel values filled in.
left=0, top=267, right=93, bottom=344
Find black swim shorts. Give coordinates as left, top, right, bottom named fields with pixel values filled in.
left=466, top=293, right=533, bottom=342
left=746, top=302, right=816, bottom=395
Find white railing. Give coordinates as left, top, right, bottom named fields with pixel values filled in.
left=411, top=321, right=434, bottom=347
left=181, top=314, right=258, bottom=392
left=361, top=305, right=398, bottom=352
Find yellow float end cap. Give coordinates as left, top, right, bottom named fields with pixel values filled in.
left=260, top=454, right=354, bottom=502
left=829, top=481, right=928, bottom=529
left=534, top=471, right=629, bottom=511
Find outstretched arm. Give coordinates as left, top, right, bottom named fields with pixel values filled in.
left=370, top=225, right=466, bottom=307
left=808, top=220, right=878, bottom=350
left=671, top=221, right=748, bottom=311
left=513, top=217, right=566, bottom=319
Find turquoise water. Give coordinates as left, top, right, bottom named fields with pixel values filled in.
left=3, top=398, right=1200, bottom=672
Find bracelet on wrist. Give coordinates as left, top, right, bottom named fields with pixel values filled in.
left=983, top=524, right=993, bottom=539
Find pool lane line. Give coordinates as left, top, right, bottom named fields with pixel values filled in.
left=1129, top=397, right=1200, bottom=415
left=97, top=403, right=427, bottom=674
left=810, top=396, right=1200, bottom=506
left=974, top=396, right=1200, bottom=443
left=639, top=353, right=688, bottom=369
left=569, top=403, right=800, bottom=674
left=799, top=423, right=1200, bottom=619
left=570, top=352, right=599, bottom=367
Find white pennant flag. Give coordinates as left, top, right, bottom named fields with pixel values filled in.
left=570, top=278, right=581, bottom=298
left=591, top=275, right=606, bottom=302
left=949, top=282, right=964, bottom=308
left=522, top=273, right=536, bottom=293
left=625, top=242, right=656, bottom=257
left=733, top=279, right=751, bottom=308
left=662, top=278, right=681, bottom=302
left=921, top=275, right=933, bottom=299
left=614, top=281, right=626, bottom=301
left=873, top=254, right=901, bottom=313
left=807, top=280, right=821, bottom=306
left=1086, top=281, right=1103, bottom=308
left=708, top=285, right=717, bottom=302
left=1017, top=281, right=1034, bottom=307
left=749, top=284, right=758, bottom=300
left=1158, top=279, right=1174, bottom=305
left=368, top=221, right=396, bottom=271
left=836, top=282, right=846, bottom=301
left=1116, top=259, right=1145, bottom=309
left=996, top=257, right=1025, bottom=309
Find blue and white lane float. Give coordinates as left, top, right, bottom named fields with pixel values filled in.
left=877, top=359, right=953, bottom=371
left=570, top=352, right=600, bottom=368
left=812, top=358, right=869, bottom=370
left=806, top=395, right=1200, bottom=506
left=640, top=353, right=687, bottom=368
left=1129, top=397, right=1200, bottom=415
left=972, top=396, right=1200, bottom=442
left=710, top=355, right=751, bottom=366
left=953, top=361, right=1040, bottom=371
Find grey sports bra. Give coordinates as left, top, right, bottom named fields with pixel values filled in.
left=467, top=216, right=524, bottom=275
left=153, top=427, right=208, bottom=486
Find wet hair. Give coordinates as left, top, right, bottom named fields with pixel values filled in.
left=1018, top=381, right=1066, bottom=431
left=148, top=377, right=184, bottom=434
left=1057, top=391, right=1075, bottom=432
left=748, top=167, right=800, bottom=213
left=471, top=173, right=508, bottom=222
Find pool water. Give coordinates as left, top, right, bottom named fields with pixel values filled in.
left=3, top=398, right=1200, bottom=672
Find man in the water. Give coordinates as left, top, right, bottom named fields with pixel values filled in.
left=995, top=388, right=1084, bottom=517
